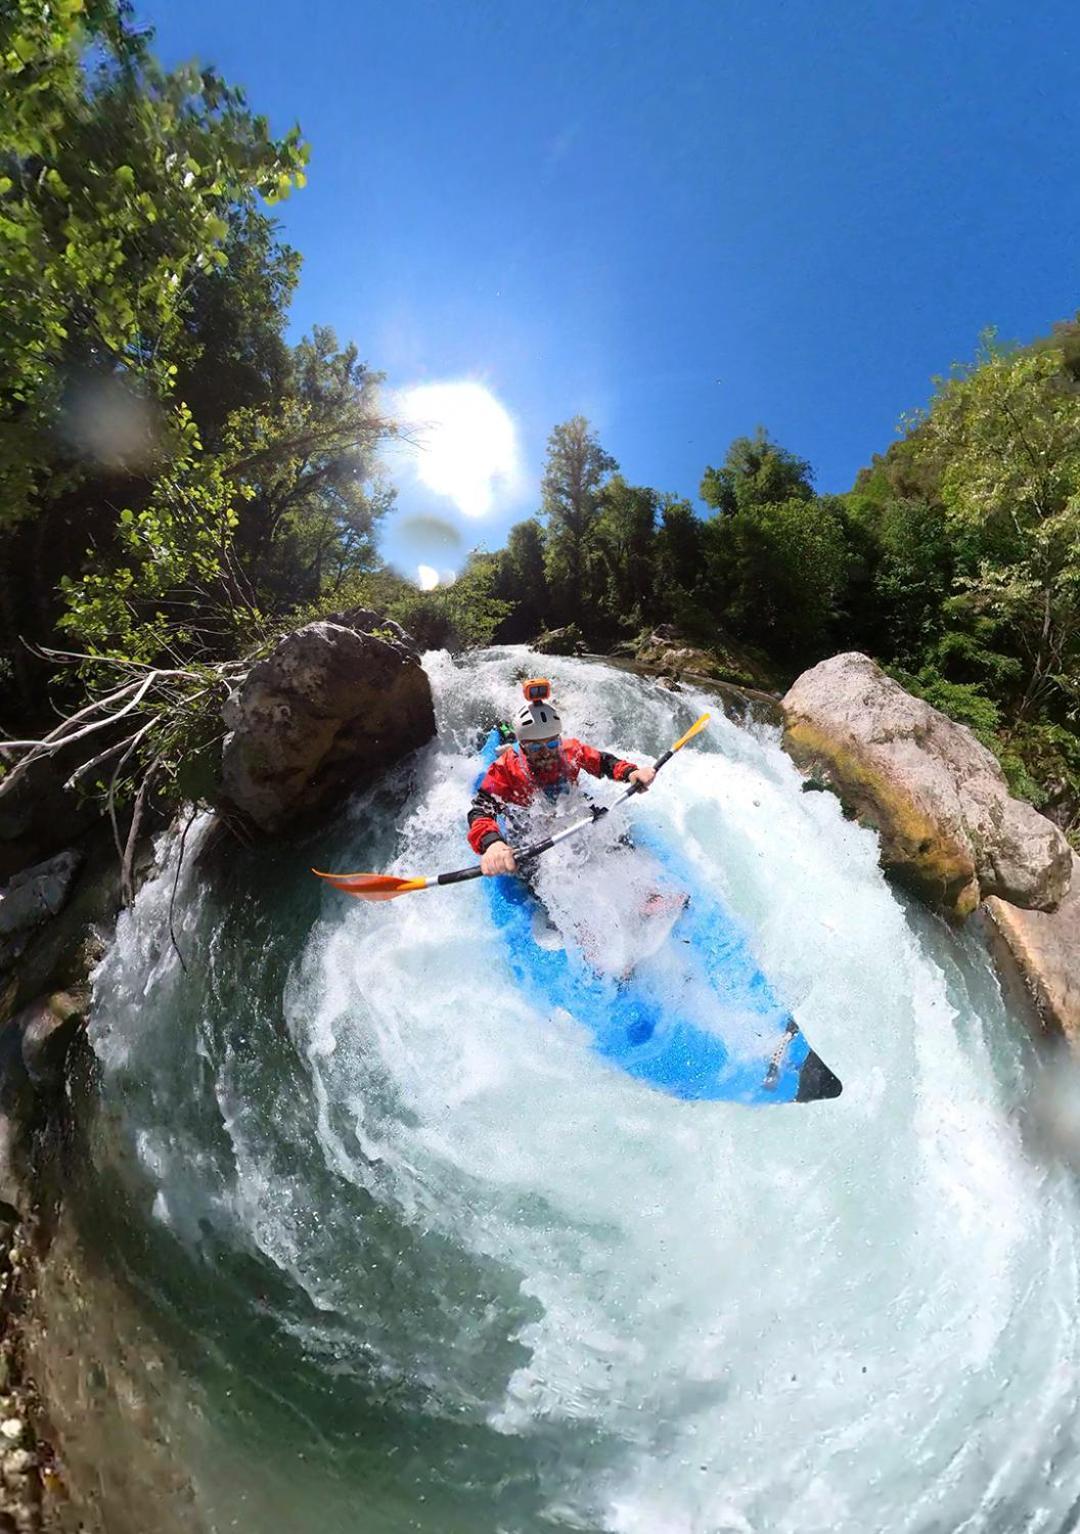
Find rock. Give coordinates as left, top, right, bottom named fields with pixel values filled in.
left=533, top=625, right=586, bottom=657
left=0, top=850, right=83, bottom=970
left=637, top=632, right=726, bottom=678
left=1, top=821, right=124, bottom=1026
left=782, top=653, right=1072, bottom=917
left=0, top=744, right=102, bottom=883
left=983, top=853, right=1080, bottom=1043
left=629, top=626, right=777, bottom=693
left=317, top=606, right=419, bottom=654
left=0, top=1421, right=23, bottom=1444
left=220, top=616, right=436, bottom=833
left=17, top=989, right=89, bottom=1089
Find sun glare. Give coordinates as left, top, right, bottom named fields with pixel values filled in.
left=395, top=380, right=521, bottom=519
left=417, top=564, right=440, bottom=590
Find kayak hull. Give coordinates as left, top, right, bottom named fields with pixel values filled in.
left=477, top=732, right=842, bottom=1106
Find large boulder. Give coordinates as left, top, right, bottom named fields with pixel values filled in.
left=626, top=625, right=781, bottom=694
left=0, top=849, right=83, bottom=971
left=782, top=653, right=1072, bottom=917
left=220, top=613, right=435, bottom=833
left=534, top=624, right=586, bottom=656
left=983, top=855, right=1080, bottom=1043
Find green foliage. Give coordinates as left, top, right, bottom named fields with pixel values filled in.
left=998, top=721, right=1080, bottom=838
left=702, top=495, right=851, bottom=660
left=487, top=518, right=548, bottom=641
left=299, top=554, right=511, bottom=655
left=226, top=326, right=393, bottom=608
left=590, top=476, right=658, bottom=629
left=0, top=1, right=403, bottom=818
left=0, top=0, right=308, bottom=527
left=57, top=402, right=242, bottom=659
left=885, top=665, right=1002, bottom=749
left=541, top=416, right=618, bottom=623
left=909, top=335, right=1080, bottom=726
left=841, top=494, right=953, bottom=662
left=172, top=200, right=300, bottom=445
left=388, top=554, right=511, bottom=652
left=700, top=428, right=814, bottom=517
left=653, top=497, right=705, bottom=609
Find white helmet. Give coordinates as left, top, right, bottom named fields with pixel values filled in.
left=514, top=696, right=562, bottom=743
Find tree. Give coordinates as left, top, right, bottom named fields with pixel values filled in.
left=703, top=495, right=851, bottom=660
left=226, top=327, right=393, bottom=609
left=590, top=475, right=658, bottom=632
left=0, top=0, right=309, bottom=716
left=911, top=338, right=1080, bottom=728
left=172, top=201, right=300, bottom=447
left=0, top=0, right=308, bottom=527
left=700, top=427, right=814, bottom=516
left=494, top=517, right=549, bottom=639
left=654, top=497, right=704, bottom=607
left=380, top=554, right=511, bottom=653
left=540, top=416, right=617, bottom=624
left=841, top=491, right=954, bottom=664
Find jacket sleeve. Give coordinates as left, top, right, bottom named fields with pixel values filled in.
left=467, top=757, right=512, bottom=854
left=572, top=740, right=638, bottom=782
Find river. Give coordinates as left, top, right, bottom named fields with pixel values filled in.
left=32, top=648, right=1080, bottom=1534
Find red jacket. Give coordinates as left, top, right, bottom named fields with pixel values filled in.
left=467, top=739, right=639, bottom=854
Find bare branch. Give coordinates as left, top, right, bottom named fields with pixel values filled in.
left=168, top=808, right=199, bottom=972
left=1, top=669, right=161, bottom=754
left=63, top=720, right=154, bottom=791
left=121, top=758, right=160, bottom=907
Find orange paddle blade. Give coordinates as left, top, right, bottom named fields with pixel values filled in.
left=672, top=712, right=710, bottom=752
left=311, top=870, right=429, bottom=901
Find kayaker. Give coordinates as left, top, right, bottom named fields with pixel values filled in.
left=467, top=679, right=656, bottom=876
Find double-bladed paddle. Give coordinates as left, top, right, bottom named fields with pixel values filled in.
left=313, top=712, right=710, bottom=901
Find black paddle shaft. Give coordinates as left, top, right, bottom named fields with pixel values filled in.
left=436, top=740, right=678, bottom=888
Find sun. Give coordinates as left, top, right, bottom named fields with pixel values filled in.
left=394, top=380, right=522, bottom=519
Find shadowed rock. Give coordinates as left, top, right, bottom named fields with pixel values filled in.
left=220, top=611, right=436, bottom=834
left=0, top=851, right=84, bottom=971
left=984, top=854, right=1080, bottom=1044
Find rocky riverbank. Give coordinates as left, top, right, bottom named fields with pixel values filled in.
left=0, top=630, right=1077, bottom=1525
left=0, top=607, right=437, bottom=1526
left=779, top=651, right=1077, bottom=1042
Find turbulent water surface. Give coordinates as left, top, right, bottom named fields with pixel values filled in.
left=49, top=649, right=1080, bottom=1533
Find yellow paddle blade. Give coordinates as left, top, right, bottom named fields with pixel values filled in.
left=671, top=712, right=710, bottom=752
left=312, top=869, right=429, bottom=901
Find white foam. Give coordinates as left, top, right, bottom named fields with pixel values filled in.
left=89, top=647, right=1080, bottom=1533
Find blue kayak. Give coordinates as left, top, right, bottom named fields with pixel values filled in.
left=477, top=730, right=842, bottom=1106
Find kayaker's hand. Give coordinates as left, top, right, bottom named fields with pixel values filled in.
left=481, top=841, right=517, bottom=876
left=629, top=766, right=656, bottom=792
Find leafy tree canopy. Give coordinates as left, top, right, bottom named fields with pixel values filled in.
left=700, top=427, right=814, bottom=516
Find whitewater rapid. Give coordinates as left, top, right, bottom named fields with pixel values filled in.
left=78, top=648, right=1080, bottom=1534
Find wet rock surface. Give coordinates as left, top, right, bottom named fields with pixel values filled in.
left=984, top=853, right=1080, bottom=1044
left=220, top=611, right=435, bottom=833
left=782, top=652, right=1072, bottom=917
left=0, top=1218, right=61, bottom=1533
left=0, top=857, right=83, bottom=974
left=533, top=624, right=587, bottom=656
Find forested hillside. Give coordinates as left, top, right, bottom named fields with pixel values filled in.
left=471, top=332, right=1080, bottom=840
left=1, top=1, right=1077, bottom=844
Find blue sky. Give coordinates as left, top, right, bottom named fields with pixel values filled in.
left=141, top=0, right=1080, bottom=578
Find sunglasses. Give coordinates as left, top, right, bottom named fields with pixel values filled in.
left=522, top=737, right=560, bottom=752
